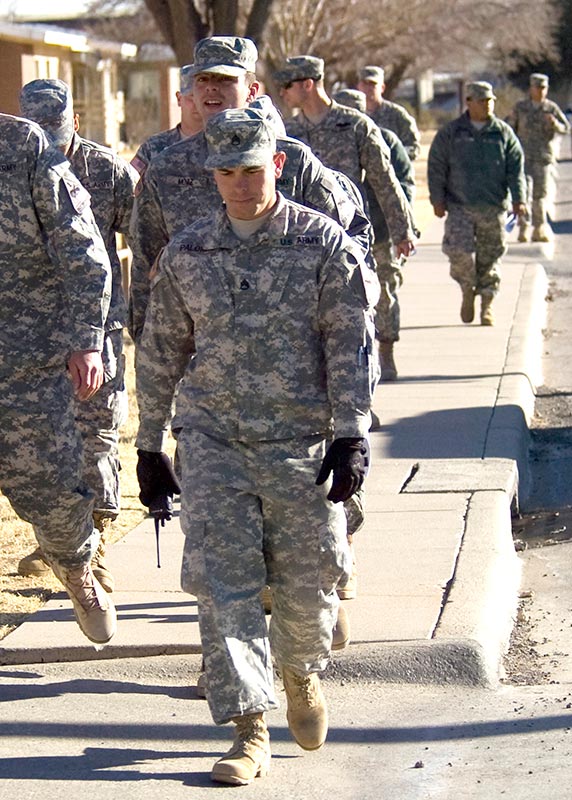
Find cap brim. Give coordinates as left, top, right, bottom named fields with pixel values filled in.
left=191, top=64, right=247, bottom=77
left=205, top=151, right=272, bottom=170
left=38, top=119, right=74, bottom=147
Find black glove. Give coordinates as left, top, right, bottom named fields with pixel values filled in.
left=315, top=438, right=368, bottom=503
left=136, top=449, right=181, bottom=518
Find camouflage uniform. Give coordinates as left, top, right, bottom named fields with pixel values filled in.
left=368, top=101, right=421, bottom=161
left=285, top=99, right=413, bottom=245
left=365, top=128, right=415, bottom=342
left=128, top=132, right=370, bottom=342
left=0, top=114, right=111, bottom=568
left=507, top=95, right=570, bottom=230
left=67, top=132, right=138, bottom=518
left=130, top=125, right=184, bottom=179
left=333, top=88, right=415, bottom=342
left=136, top=194, right=379, bottom=724
left=428, top=110, right=525, bottom=296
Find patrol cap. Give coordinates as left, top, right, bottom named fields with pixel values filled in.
left=465, top=81, right=496, bottom=101
left=334, top=89, right=366, bottom=113
left=249, top=94, right=287, bottom=137
left=204, top=108, right=276, bottom=169
left=179, top=64, right=194, bottom=94
left=274, top=55, right=324, bottom=86
left=358, top=66, right=385, bottom=84
left=530, top=72, right=549, bottom=88
left=19, top=78, right=74, bottom=147
left=190, top=36, right=258, bottom=77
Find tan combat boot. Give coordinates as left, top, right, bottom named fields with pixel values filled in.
left=517, top=224, right=529, bottom=243
left=530, top=225, right=550, bottom=242
left=531, top=225, right=551, bottom=242
left=92, top=515, right=115, bottom=593
left=18, top=546, right=50, bottom=577
left=460, top=286, right=475, bottom=323
left=480, top=295, right=495, bottom=326
left=51, top=561, right=116, bottom=644
left=211, top=713, right=271, bottom=785
left=282, top=666, right=328, bottom=750
left=379, top=341, right=397, bottom=381
left=332, top=603, right=350, bottom=650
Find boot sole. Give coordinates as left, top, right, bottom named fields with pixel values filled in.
left=211, top=758, right=270, bottom=785
left=18, top=565, right=51, bottom=577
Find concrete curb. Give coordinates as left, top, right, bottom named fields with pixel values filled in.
left=485, top=262, right=548, bottom=503
left=433, top=488, right=522, bottom=685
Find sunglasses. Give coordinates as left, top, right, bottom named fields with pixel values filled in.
left=282, top=78, right=310, bottom=90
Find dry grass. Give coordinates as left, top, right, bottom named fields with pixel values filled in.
left=0, top=136, right=436, bottom=642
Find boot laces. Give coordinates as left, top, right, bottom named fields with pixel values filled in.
left=65, top=566, right=101, bottom=611
left=289, top=671, right=318, bottom=706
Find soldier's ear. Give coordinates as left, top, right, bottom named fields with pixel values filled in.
left=273, top=151, right=286, bottom=177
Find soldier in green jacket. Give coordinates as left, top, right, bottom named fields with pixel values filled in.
left=428, top=81, right=526, bottom=326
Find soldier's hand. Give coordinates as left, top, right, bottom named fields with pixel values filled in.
left=136, top=449, right=181, bottom=515
left=513, top=202, right=527, bottom=218
left=395, top=239, right=416, bottom=259
left=433, top=202, right=447, bottom=218
left=68, top=349, right=104, bottom=401
left=316, top=438, right=369, bottom=503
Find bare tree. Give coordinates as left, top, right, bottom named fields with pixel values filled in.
left=264, top=0, right=557, bottom=96
left=88, top=0, right=277, bottom=65
left=87, top=0, right=557, bottom=93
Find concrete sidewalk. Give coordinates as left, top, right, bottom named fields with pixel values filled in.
left=0, top=219, right=549, bottom=687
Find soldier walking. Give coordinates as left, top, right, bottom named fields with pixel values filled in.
left=0, top=112, right=115, bottom=644
left=135, top=108, right=379, bottom=785
left=507, top=72, right=571, bottom=242
left=428, top=81, right=526, bottom=326
left=17, top=78, right=139, bottom=590
left=357, top=65, right=421, bottom=161
left=276, top=55, right=416, bottom=380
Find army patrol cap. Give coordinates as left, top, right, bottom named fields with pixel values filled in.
left=465, top=81, right=496, bottom=101
left=249, top=95, right=287, bottom=137
left=179, top=64, right=194, bottom=94
left=19, top=78, right=74, bottom=147
left=274, top=56, right=324, bottom=86
left=190, top=36, right=258, bottom=77
left=204, top=108, right=276, bottom=169
left=358, top=66, right=385, bottom=84
left=334, top=89, right=366, bottom=113
left=530, top=73, right=549, bottom=88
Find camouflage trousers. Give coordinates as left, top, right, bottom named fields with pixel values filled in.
left=443, top=204, right=505, bottom=296
left=178, top=429, right=350, bottom=725
left=75, top=329, right=128, bottom=519
left=0, top=371, right=98, bottom=568
left=523, top=160, right=553, bottom=228
left=372, top=240, right=404, bottom=343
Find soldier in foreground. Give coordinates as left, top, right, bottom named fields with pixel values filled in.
left=17, top=78, right=139, bottom=591
left=428, top=81, right=526, bottom=326
left=135, top=108, right=379, bottom=785
left=507, top=72, right=570, bottom=242
left=0, top=112, right=115, bottom=644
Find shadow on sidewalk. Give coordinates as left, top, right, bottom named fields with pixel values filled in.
left=373, top=404, right=527, bottom=460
